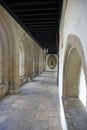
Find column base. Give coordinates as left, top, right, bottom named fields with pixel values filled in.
left=0, top=84, right=8, bottom=97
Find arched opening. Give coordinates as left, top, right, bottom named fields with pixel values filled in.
left=63, top=45, right=87, bottom=107
left=63, top=47, right=81, bottom=97
left=0, top=16, right=13, bottom=95
left=19, top=43, right=25, bottom=77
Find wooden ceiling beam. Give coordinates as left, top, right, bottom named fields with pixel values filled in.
left=20, top=17, right=57, bottom=21
left=23, top=22, right=57, bottom=25
left=18, top=13, right=57, bottom=17
left=10, top=1, right=58, bottom=6
left=14, top=7, right=58, bottom=12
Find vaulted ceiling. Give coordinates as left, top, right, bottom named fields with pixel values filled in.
left=1, top=0, right=63, bottom=54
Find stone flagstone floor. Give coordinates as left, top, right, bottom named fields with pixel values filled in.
left=0, top=72, right=62, bottom=130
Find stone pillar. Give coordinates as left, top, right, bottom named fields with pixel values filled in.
left=29, top=42, right=34, bottom=81
left=8, top=52, right=20, bottom=94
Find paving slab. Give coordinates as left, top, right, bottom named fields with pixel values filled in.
left=0, top=72, right=62, bottom=130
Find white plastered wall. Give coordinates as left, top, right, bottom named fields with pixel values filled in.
left=59, top=0, right=87, bottom=130
left=79, top=67, right=86, bottom=107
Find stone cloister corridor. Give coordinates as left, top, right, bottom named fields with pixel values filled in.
left=0, top=72, right=62, bottom=130
left=1, top=0, right=87, bottom=130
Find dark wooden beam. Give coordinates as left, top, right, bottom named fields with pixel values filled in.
left=29, top=28, right=57, bottom=31
left=42, top=44, right=56, bottom=46
left=23, top=21, right=57, bottom=25
left=10, top=1, right=58, bottom=6
left=20, top=17, right=57, bottom=21
left=14, top=7, right=58, bottom=12
left=30, top=29, right=56, bottom=32
left=27, top=25, right=56, bottom=29
left=18, top=13, right=57, bottom=17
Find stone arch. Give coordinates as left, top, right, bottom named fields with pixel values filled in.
left=0, top=19, right=11, bottom=90
left=22, top=37, right=29, bottom=78
left=63, top=35, right=87, bottom=103
left=0, top=6, right=18, bottom=94
left=18, top=36, right=30, bottom=86
left=25, top=37, right=33, bottom=80
left=63, top=46, right=81, bottom=97
left=19, top=37, right=29, bottom=76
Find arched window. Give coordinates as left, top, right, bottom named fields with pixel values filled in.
left=19, top=44, right=25, bottom=76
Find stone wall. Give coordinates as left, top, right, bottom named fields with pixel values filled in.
left=0, top=5, right=45, bottom=96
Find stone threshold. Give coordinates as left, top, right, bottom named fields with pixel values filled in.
left=63, top=97, right=87, bottom=130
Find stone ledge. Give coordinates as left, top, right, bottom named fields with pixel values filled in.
left=63, top=97, right=87, bottom=130
left=19, top=75, right=28, bottom=86
left=19, top=75, right=26, bottom=80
